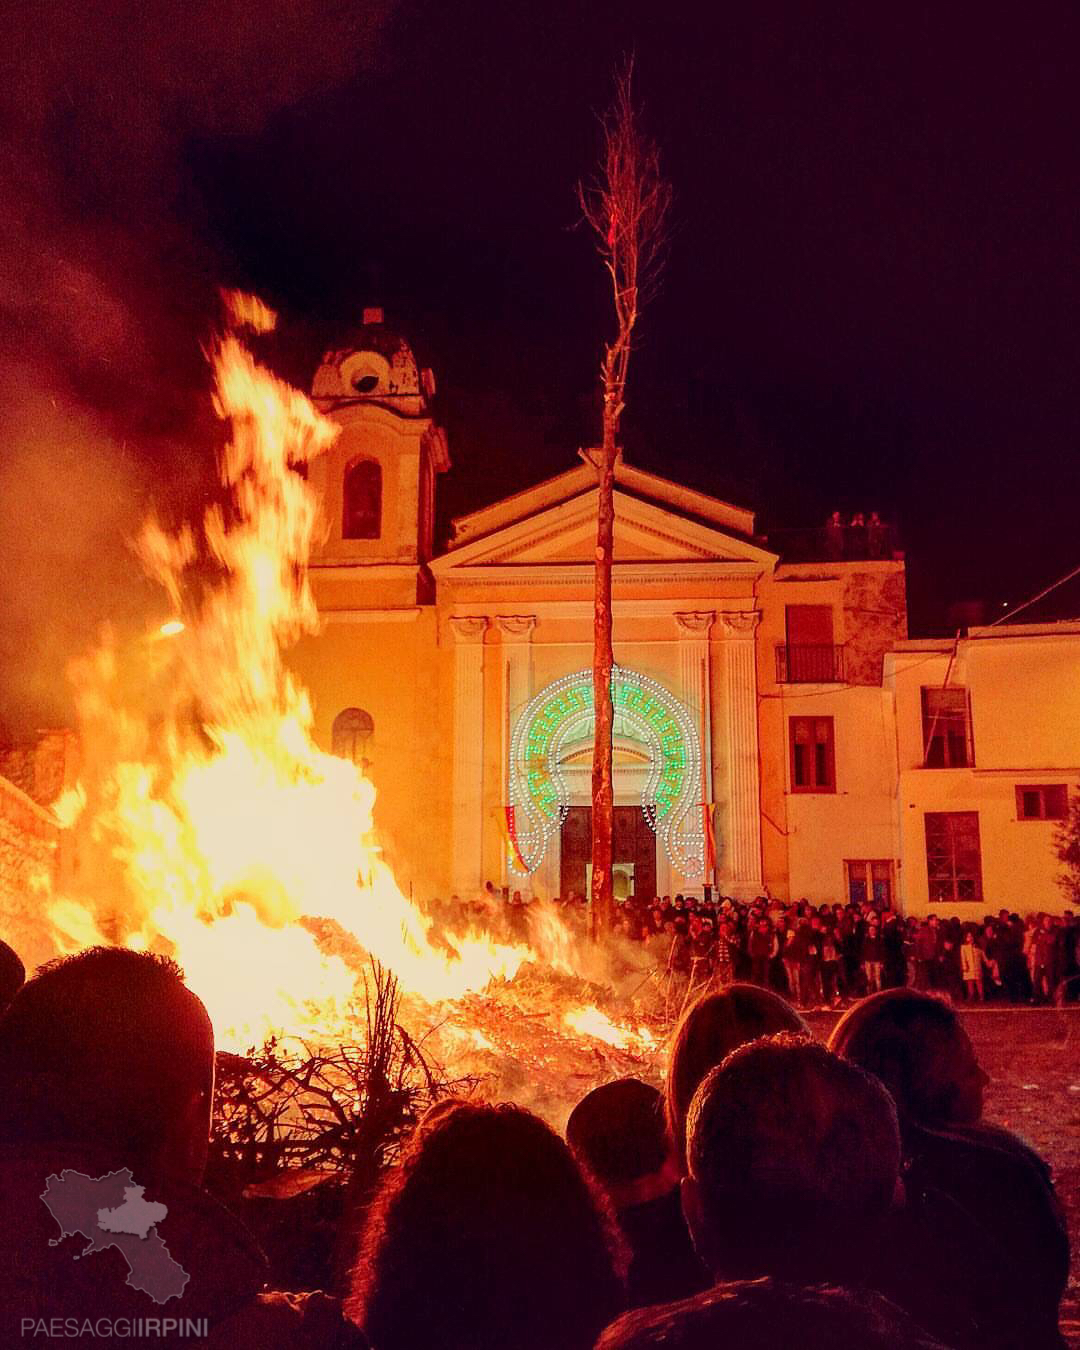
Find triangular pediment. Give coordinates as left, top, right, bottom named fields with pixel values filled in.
left=430, top=486, right=777, bottom=575
left=449, top=458, right=758, bottom=548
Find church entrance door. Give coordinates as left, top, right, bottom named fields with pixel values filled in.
left=559, top=806, right=657, bottom=905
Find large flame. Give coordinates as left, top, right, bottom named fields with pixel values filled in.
left=12, top=298, right=665, bottom=1118
left=38, top=303, right=528, bottom=1051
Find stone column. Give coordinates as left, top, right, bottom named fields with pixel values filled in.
left=675, top=612, right=714, bottom=889
left=496, top=615, right=537, bottom=884
left=718, top=610, right=763, bottom=896
left=450, top=616, right=488, bottom=896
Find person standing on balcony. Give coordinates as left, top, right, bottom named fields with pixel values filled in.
left=867, top=510, right=888, bottom=558
left=825, top=509, right=844, bottom=559
left=847, top=511, right=867, bottom=558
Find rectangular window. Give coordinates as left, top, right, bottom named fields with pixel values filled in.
left=783, top=605, right=840, bottom=682
left=924, top=811, right=982, bottom=902
left=790, top=716, right=836, bottom=792
left=845, top=860, right=894, bottom=908
left=921, top=686, right=973, bottom=767
left=786, top=605, right=834, bottom=646
left=1015, top=784, right=1068, bottom=820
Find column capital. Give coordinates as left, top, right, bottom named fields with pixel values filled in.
left=449, top=615, right=489, bottom=644
left=717, top=609, right=761, bottom=638
left=674, top=610, right=715, bottom=637
left=495, top=614, right=537, bottom=639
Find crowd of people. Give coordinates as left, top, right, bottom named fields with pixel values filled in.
left=617, top=894, right=1079, bottom=1007
left=469, top=890, right=1078, bottom=1008
left=444, top=885, right=1080, bottom=1007
left=0, top=932, right=1070, bottom=1349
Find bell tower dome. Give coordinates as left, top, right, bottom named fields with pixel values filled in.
left=309, top=309, right=449, bottom=604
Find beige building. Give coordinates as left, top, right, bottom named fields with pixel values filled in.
left=291, top=314, right=1073, bottom=915
left=885, top=623, right=1080, bottom=915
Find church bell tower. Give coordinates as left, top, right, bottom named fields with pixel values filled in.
left=309, top=308, right=449, bottom=605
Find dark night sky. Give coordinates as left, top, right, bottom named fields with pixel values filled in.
left=2, top=0, right=1079, bottom=728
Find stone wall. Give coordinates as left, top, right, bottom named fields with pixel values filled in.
left=843, top=567, right=908, bottom=686
left=0, top=771, right=59, bottom=965
left=0, top=729, right=77, bottom=807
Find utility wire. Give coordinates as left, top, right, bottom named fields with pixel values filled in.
left=988, top=561, right=1080, bottom=628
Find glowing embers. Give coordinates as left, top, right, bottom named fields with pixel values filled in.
left=507, top=667, right=707, bottom=880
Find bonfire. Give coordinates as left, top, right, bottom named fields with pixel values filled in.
left=13, top=295, right=680, bottom=1159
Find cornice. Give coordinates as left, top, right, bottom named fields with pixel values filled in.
left=434, top=562, right=767, bottom=588
left=311, top=564, right=420, bottom=579
left=319, top=607, right=423, bottom=624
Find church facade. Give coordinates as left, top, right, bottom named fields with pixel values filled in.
left=290, top=314, right=1072, bottom=916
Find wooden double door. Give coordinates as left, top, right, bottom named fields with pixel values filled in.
left=559, top=806, right=657, bottom=903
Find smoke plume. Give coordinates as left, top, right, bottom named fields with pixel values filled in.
left=0, top=0, right=393, bottom=733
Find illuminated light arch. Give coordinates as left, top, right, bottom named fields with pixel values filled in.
left=506, top=666, right=707, bottom=879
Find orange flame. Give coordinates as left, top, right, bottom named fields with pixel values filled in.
left=38, top=302, right=530, bottom=1051
left=563, top=1004, right=657, bottom=1054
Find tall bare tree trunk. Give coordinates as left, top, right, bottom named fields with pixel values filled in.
left=579, top=64, right=670, bottom=939
left=589, top=365, right=619, bottom=939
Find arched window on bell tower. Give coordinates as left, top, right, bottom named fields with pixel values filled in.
left=332, top=707, right=374, bottom=766
left=342, top=458, right=382, bottom=540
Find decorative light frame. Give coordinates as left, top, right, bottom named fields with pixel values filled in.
left=507, top=666, right=707, bottom=879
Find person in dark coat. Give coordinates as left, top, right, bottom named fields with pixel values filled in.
left=840, top=909, right=865, bottom=995
left=913, top=920, right=938, bottom=991
left=998, top=913, right=1030, bottom=1002
left=747, top=919, right=774, bottom=988
left=882, top=915, right=909, bottom=989
left=598, top=1037, right=952, bottom=1350
left=830, top=989, right=1069, bottom=1349
left=566, top=1078, right=706, bottom=1310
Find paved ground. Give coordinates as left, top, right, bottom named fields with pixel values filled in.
left=806, top=1007, right=1080, bottom=1348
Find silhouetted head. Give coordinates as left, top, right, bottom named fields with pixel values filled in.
left=682, top=1035, right=901, bottom=1283
left=828, top=989, right=989, bottom=1129
left=0, top=946, right=214, bottom=1184
left=567, top=1078, right=677, bottom=1209
left=597, top=1277, right=951, bottom=1350
left=350, top=1100, right=624, bottom=1350
left=413, top=1095, right=468, bottom=1134
left=0, top=938, right=25, bottom=1012
left=665, top=985, right=806, bottom=1168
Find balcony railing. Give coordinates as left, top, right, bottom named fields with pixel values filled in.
left=776, top=643, right=846, bottom=684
